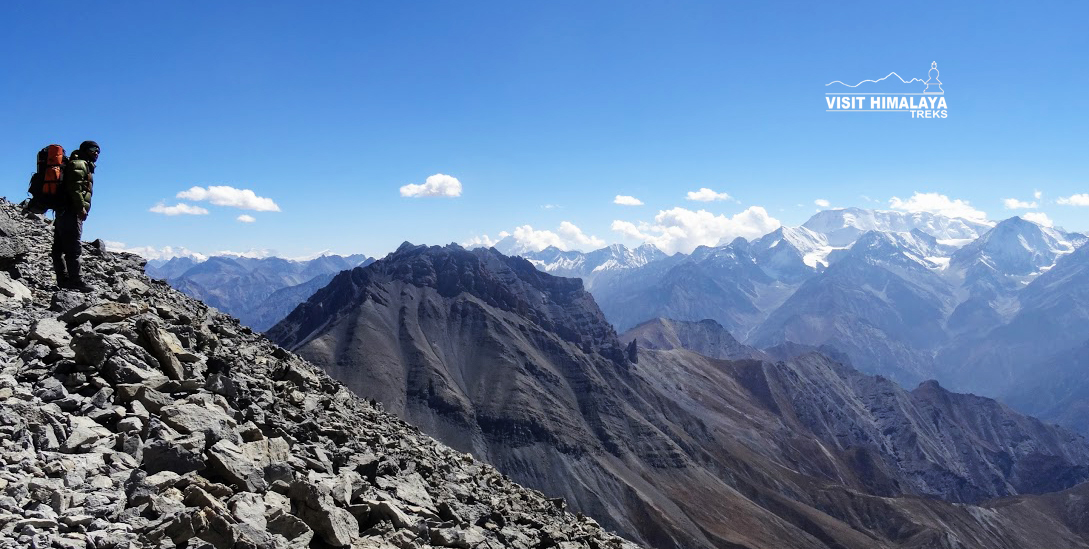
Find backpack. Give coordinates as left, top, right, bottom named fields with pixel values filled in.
left=26, top=144, right=67, bottom=214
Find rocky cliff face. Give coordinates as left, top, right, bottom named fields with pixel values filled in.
left=0, top=199, right=639, bottom=549
left=269, top=241, right=1089, bottom=549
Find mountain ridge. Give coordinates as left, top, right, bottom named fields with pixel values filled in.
left=268, top=239, right=1089, bottom=549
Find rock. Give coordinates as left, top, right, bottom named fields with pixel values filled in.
left=288, top=480, right=358, bottom=547
left=366, top=500, right=414, bottom=530
left=137, top=318, right=185, bottom=381
left=50, top=291, right=88, bottom=314
left=34, top=377, right=67, bottom=402
left=267, top=510, right=314, bottom=549
left=120, top=278, right=150, bottom=296
left=65, top=303, right=144, bottom=325
left=0, top=271, right=31, bottom=302
left=207, top=440, right=266, bottom=493
left=383, top=473, right=434, bottom=512
left=183, top=486, right=231, bottom=517
left=0, top=235, right=28, bottom=270
left=160, top=403, right=240, bottom=446
left=70, top=332, right=121, bottom=367
left=143, top=438, right=206, bottom=475
left=90, top=239, right=110, bottom=256
left=135, top=386, right=174, bottom=414
left=15, top=517, right=58, bottom=530
left=229, top=492, right=267, bottom=529
left=145, top=471, right=181, bottom=491
left=241, top=437, right=291, bottom=469
left=62, top=417, right=113, bottom=453
left=116, top=416, right=143, bottom=434
left=29, top=318, right=71, bottom=348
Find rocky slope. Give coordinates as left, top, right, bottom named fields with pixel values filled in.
left=0, top=199, right=638, bottom=549
left=269, top=241, right=1089, bottom=549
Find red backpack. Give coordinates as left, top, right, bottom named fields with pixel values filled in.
left=26, top=144, right=67, bottom=214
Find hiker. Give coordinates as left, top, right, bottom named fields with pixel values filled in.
left=52, top=140, right=99, bottom=292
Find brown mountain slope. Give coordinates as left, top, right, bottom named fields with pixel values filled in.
left=619, top=317, right=766, bottom=361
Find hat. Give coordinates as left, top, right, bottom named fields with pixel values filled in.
left=79, top=140, right=100, bottom=153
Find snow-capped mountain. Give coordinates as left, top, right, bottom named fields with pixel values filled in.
left=950, top=216, right=1079, bottom=279
left=512, top=208, right=1088, bottom=424
left=508, top=243, right=667, bottom=288
left=750, top=229, right=958, bottom=384
left=802, top=207, right=994, bottom=247
left=746, top=226, right=831, bottom=283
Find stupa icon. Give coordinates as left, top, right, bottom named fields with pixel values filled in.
left=924, top=61, right=944, bottom=94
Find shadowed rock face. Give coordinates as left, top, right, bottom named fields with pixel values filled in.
left=0, top=199, right=641, bottom=549
left=270, top=240, right=1089, bottom=549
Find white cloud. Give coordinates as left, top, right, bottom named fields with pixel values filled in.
left=614, top=195, right=644, bottom=206
left=1034, top=190, right=1043, bottom=200
left=1023, top=212, right=1054, bottom=227
left=215, top=249, right=274, bottom=259
left=686, top=188, right=733, bottom=202
left=1057, top=193, right=1089, bottom=206
left=888, top=192, right=988, bottom=221
left=105, top=241, right=208, bottom=261
left=509, top=222, right=606, bottom=252
left=612, top=206, right=781, bottom=254
left=557, top=221, right=606, bottom=249
left=150, top=202, right=209, bottom=216
left=510, top=226, right=566, bottom=251
left=814, top=198, right=831, bottom=208
left=541, top=204, right=560, bottom=210
left=1003, top=198, right=1038, bottom=210
left=177, top=186, right=281, bottom=211
left=466, top=223, right=604, bottom=253
left=236, top=214, right=256, bottom=223
left=399, top=173, right=462, bottom=198
left=463, top=234, right=501, bottom=248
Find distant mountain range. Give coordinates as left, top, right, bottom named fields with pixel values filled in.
left=143, top=205, right=1089, bottom=439
left=146, top=253, right=374, bottom=331
left=506, top=207, right=1089, bottom=434
left=267, top=242, right=1089, bottom=549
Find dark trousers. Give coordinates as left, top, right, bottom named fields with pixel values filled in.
left=51, top=210, right=83, bottom=281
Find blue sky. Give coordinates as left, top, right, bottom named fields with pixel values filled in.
left=2, top=1, right=1087, bottom=258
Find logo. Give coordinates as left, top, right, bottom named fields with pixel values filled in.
left=825, top=62, right=948, bottom=118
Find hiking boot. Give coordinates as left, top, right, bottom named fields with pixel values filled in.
left=53, top=273, right=69, bottom=288
left=62, top=278, right=93, bottom=293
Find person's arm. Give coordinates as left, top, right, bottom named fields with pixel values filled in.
left=64, top=160, right=91, bottom=218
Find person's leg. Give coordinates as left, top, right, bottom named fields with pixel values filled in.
left=64, top=215, right=85, bottom=285
left=51, top=213, right=69, bottom=285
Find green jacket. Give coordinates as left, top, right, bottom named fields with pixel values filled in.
left=64, top=150, right=94, bottom=215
